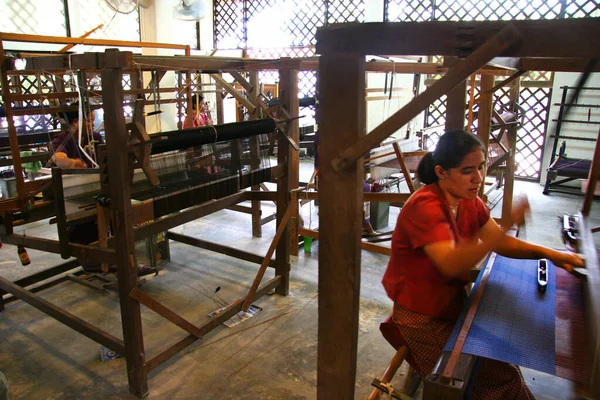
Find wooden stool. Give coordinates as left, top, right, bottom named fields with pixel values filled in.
left=368, top=346, right=421, bottom=400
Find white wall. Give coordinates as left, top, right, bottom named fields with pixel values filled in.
left=540, top=72, right=600, bottom=186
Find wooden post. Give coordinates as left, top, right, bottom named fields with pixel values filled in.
left=583, top=127, right=600, bottom=216
left=101, top=50, right=148, bottom=398
left=0, top=40, right=26, bottom=208
left=215, top=74, right=224, bottom=125
left=501, top=78, right=521, bottom=225
left=275, top=67, right=298, bottom=297
left=317, top=51, right=365, bottom=399
left=249, top=71, right=262, bottom=237
left=279, top=67, right=300, bottom=258
left=185, top=46, right=193, bottom=129
left=466, top=74, right=477, bottom=131
left=477, top=74, right=495, bottom=198
left=445, top=76, right=467, bottom=131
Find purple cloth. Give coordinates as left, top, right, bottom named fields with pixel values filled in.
left=52, top=131, right=104, bottom=167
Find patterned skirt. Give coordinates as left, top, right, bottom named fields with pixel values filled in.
left=390, top=303, right=535, bottom=400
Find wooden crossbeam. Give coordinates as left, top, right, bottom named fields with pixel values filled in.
left=210, top=74, right=256, bottom=113
left=130, top=287, right=204, bottom=339
left=146, top=275, right=281, bottom=373
left=242, top=205, right=292, bottom=311
left=0, top=275, right=125, bottom=354
left=315, top=19, right=600, bottom=59
left=331, top=24, right=522, bottom=172
left=392, top=143, right=416, bottom=193
left=230, top=71, right=253, bottom=92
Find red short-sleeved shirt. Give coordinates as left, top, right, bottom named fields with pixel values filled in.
left=382, top=182, right=490, bottom=320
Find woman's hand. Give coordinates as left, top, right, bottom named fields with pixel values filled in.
left=547, top=250, right=585, bottom=272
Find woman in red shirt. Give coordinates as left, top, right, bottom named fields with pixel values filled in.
left=382, top=130, right=583, bottom=399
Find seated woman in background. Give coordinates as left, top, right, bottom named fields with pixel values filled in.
left=382, top=129, right=583, bottom=399
left=52, top=104, right=103, bottom=169
left=184, top=94, right=213, bottom=128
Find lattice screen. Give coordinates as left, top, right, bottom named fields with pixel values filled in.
left=516, top=87, right=550, bottom=179
left=214, top=0, right=245, bottom=49
left=215, top=0, right=365, bottom=49
left=0, top=0, right=67, bottom=36
left=385, top=0, right=596, bottom=22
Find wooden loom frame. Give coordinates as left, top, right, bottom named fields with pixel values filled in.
left=315, top=18, right=600, bottom=399
left=0, top=37, right=305, bottom=396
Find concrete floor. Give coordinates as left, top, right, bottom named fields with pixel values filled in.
left=0, top=160, right=599, bottom=399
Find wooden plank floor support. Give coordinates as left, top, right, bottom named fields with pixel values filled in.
left=101, top=51, right=148, bottom=398
left=0, top=275, right=125, bottom=354
left=330, top=24, right=522, bottom=173
left=317, top=51, right=365, bottom=399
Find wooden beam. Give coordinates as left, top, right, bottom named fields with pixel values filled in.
left=0, top=274, right=124, bottom=354
left=280, top=67, right=300, bottom=258
left=101, top=55, right=148, bottom=398
left=477, top=74, right=495, bottom=198
left=315, top=19, right=600, bottom=59
left=519, top=57, right=600, bottom=73
left=445, top=69, right=467, bottom=131
left=132, top=191, right=247, bottom=241
left=275, top=67, right=296, bottom=297
left=241, top=206, right=292, bottom=311
left=230, top=71, right=253, bottom=92
left=392, top=143, right=416, bottom=193
left=167, top=231, right=276, bottom=268
left=146, top=275, right=281, bottom=373
left=331, top=24, right=521, bottom=172
left=249, top=71, right=262, bottom=238
left=501, top=80, right=520, bottom=226
left=58, top=24, right=103, bottom=53
left=1, top=31, right=187, bottom=50
left=130, top=287, right=204, bottom=338
left=209, top=74, right=256, bottom=113
left=318, top=51, right=365, bottom=400
left=583, top=127, right=600, bottom=216
left=0, top=234, right=117, bottom=265
left=245, top=190, right=279, bottom=202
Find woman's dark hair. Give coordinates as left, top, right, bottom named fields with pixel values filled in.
left=417, top=130, right=485, bottom=185
left=191, top=94, right=205, bottom=110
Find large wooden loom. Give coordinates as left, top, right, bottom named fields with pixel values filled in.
left=0, top=38, right=308, bottom=396
left=315, top=18, right=600, bottom=399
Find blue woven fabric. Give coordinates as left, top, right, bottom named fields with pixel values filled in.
left=444, top=255, right=556, bottom=375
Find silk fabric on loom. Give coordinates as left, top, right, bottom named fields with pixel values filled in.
left=444, top=255, right=590, bottom=384
left=60, top=121, right=273, bottom=221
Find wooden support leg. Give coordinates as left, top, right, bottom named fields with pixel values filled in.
left=275, top=67, right=298, bottom=297
left=249, top=71, right=262, bottom=237
left=477, top=74, right=494, bottom=198
left=445, top=74, right=467, bottom=131
left=101, top=54, right=148, bottom=398
left=318, top=51, right=365, bottom=399
left=501, top=79, right=520, bottom=225
left=583, top=127, right=600, bottom=216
